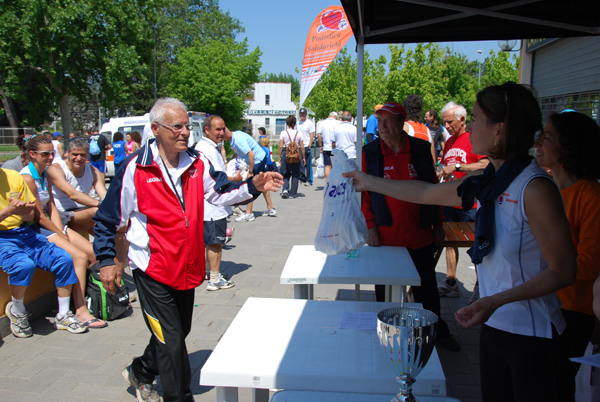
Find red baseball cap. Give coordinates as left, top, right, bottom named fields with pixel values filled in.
left=375, top=102, right=407, bottom=119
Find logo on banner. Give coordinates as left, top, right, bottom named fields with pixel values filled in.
left=318, top=9, right=348, bottom=32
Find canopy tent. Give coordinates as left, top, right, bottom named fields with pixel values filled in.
left=338, top=0, right=600, bottom=164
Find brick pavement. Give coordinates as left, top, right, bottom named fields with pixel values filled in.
left=0, top=174, right=481, bottom=402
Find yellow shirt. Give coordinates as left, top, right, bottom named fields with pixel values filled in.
left=0, top=168, right=37, bottom=231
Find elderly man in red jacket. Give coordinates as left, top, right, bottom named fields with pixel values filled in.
left=93, top=98, right=282, bottom=402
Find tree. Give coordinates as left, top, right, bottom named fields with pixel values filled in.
left=167, top=38, right=261, bottom=127
left=151, top=0, right=244, bottom=102
left=481, top=50, right=519, bottom=88
left=303, top=48, right=387, bottom=121
left=0, top=0, right=158, bottom=131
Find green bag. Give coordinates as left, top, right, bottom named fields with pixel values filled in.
left=85, top=265, right=130, bottom=321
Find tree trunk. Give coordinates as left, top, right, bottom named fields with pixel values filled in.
left=59, top=94, right=72, bottom=136
left=0, top=87, right=19, bottom=127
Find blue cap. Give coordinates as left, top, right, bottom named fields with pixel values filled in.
left=52, top=131, right=62, bottom=137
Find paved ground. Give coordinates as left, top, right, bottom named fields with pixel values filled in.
left=0, top=174, right=481, bottom=402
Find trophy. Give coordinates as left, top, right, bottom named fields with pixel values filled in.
left=377, top=307, right=438, bottom=402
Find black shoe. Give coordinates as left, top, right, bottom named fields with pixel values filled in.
left=437, top=333, right=461, bottom=352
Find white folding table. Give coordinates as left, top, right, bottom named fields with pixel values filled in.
left=280, top=245, right=421, bottom=302
left=200, top=298, right=446, bottom=402
left=271, top=391, right=461, bottom=402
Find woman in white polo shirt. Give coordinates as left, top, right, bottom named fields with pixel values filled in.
left=345, top=82, right=576, bottom=402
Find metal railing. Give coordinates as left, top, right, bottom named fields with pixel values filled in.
left=0, top=127, right=37, bottom=145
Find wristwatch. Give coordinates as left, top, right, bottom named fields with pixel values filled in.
left=455, top=163, right=461, bottom=172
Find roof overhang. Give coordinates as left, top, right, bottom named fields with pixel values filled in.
left=340, top=0, right=600, bottom=45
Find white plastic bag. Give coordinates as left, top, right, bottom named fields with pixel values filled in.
left=315, top=150, right=367, bottom=255
left=315, top=155, right=325, bottom=179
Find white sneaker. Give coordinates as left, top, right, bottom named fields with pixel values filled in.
left=54, top=311, right=88, bottom=334
left=235, top=213, right=255, bottom=222
left=207, top=273, right=235, bottom=291
left=281, top=190, right=289, bottom=199
left=231, top=206, right=244, bottom=217
left=266, top=208, right=277, bottom=217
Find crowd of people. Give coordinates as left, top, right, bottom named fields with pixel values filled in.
left=1, top=84, right=599, bottom=401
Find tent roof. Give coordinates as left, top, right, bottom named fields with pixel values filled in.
left=340, top=0, right=600, bottom=45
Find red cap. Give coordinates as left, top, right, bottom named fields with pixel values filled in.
left=375, top=102, right=407, bottom=119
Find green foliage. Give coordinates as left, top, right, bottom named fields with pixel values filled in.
left=167, top=38, right=262, bottom=127
left=305, top=43, right=519, bottom=122
left=303, top=48, right=387, bottom=121
left=0, top=0, right=158, bottom=129
left=481, top=50, right=519, bottom=88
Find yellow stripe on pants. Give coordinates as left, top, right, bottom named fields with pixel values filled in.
left=144, top=309, right=165, bottom=344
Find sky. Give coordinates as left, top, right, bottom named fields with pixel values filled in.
left=219, top=0, right=502, bottom=77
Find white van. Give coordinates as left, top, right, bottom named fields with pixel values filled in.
left=100, top=111, right=207, bottom=178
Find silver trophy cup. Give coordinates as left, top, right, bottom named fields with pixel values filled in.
left=377, top=307, right=438, bottom=402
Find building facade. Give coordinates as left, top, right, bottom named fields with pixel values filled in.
left=520, top=36, right=600, bottom=123
left=244, top=82, right=297, bottom=140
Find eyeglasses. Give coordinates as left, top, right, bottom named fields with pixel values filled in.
left=33, top=151, right=55, bottom=157
left=157, top=122, right=193, bottom=133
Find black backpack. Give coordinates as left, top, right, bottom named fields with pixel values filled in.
left=85, top=264, right=130, bottom=321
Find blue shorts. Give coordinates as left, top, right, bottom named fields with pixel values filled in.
left=0, top=225, right=78, bottom=288
left=323, top=150, right=333, bottom=166
left=90, top=160, right=105, bottom=173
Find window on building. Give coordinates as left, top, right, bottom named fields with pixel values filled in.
left=265, top=94, right=270, bottom=105
left=540, top=90, right=599, bottom=123
left=265, top=118, right=270, bottom=127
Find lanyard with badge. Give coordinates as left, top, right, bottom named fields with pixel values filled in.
left=160, top=156, right=187, bottom=228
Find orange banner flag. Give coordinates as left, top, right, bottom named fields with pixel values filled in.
left=300, top=6, right=354, bottom=107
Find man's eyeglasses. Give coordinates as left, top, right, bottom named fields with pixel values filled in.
left=33, top=151, right=55, bottom=157
left=157, top=122, right=193, bottom=133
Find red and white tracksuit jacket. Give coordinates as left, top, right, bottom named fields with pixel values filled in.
left=93, top=140, right=258, bottom=290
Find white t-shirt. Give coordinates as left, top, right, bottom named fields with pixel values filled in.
left=333, top=121, right=357, bottom=159
left=52, top=140, right=64, bottom=163
left=195, top=137, right=229, bottom=220
left=280, top=129, right=303, bottom=147
left=317, top=118, right=340, bottom=151
left=296, top=119, right=315, bottom=147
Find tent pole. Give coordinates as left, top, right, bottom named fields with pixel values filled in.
left=356, top=34, right=364, bottom=172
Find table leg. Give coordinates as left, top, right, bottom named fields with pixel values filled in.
left=293, top=284, right=309, bottom=299
left=354, top=284, right=361, bottom=301
left=252, top=388, right=269, bottom=402
left=390, top=285, right=406, bottom=305
left=216, top=386, right=238, bottom=402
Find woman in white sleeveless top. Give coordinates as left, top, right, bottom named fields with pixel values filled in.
left=20, top=135, right=107, bottom=328
left=345, top=82, right=576, bottom=402
left=51, top=132, right=64, bottom=163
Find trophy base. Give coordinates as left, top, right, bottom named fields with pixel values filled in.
left=392, top=376, right=418, bottom=402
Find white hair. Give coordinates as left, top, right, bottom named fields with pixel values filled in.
left=441, top=102, right=467, bottom=120
left=148, top=97, right=188, bottom=124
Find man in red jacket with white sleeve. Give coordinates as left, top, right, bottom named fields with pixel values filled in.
left=93, top=98, right=282, bottom=402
